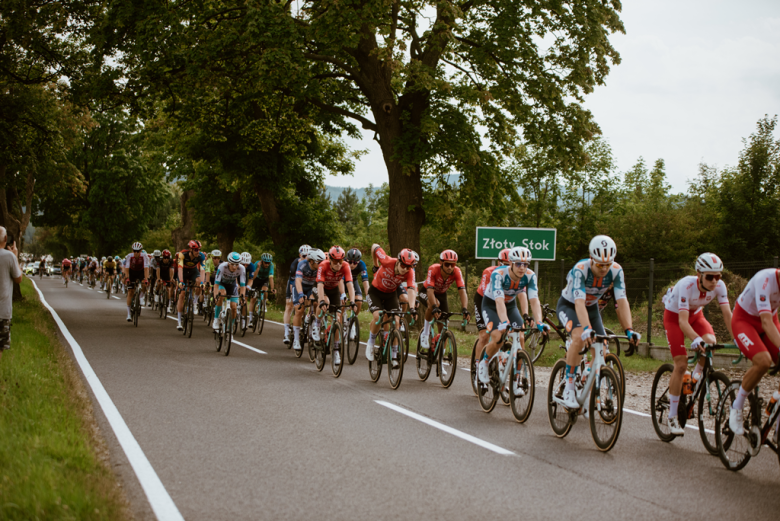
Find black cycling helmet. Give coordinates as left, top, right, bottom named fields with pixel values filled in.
left=346, top=248, right=362, bottom=262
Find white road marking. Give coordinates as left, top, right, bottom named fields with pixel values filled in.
left=165, top=316, right=266, bottom=354
left=112, top=296, right=121, bottom=300
left=30, top=279, right=184, bottom=521
left=376, top=400, right=515, bottom=456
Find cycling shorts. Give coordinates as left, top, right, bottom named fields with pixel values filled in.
left=159, top=269, right=172, bottom=281
left=555, top=296, right=605, bottom=336
left=181, top=267, right=200, bottom=284
left=286, top=280, right=294, bottom=300
left=474, top=293, right=486, bottom=331
left=255, top=278, right=269, bottom=289
left=396, top=284, right=407, bottom=297
left=105, top=268, right=115, bottom=276
left=321, top=287, right=342, bottom=313
left=418, top=291, right=449, bottom=314
left=88, top=266, right=97, bottom=272
left=481, top=296, right=523, bottom=332
left=293, top=284, right=315, bottom=304
left=217, top=282, right=240, bottom=302
left=663, top=309, right=714, bottom=358
left=732, top=302, right=780, bottom=364
left=62, top=266, right=71, bottom=273
left=128, top=269, right=145, bottom=284
left=352, top=279, right=363, bottom=298
left=367, top=285, right=399, bottom=314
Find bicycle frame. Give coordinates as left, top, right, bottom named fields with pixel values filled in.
left=489, top=331, right=527, bottom=390
left=555, top=335, right=626, bottom=409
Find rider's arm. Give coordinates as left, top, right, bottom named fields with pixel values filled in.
left=269, top=275, right=274, bottom=292
left=495, top=297, right=509, bottom=323
left=615, top=298, right=633, bottom=332
left=677, top=309, right=700, bottom=341
left=458, top=287, right=468, bottom=310
left=427, top=287, right=437, bottom=308
left=720, top=303, right=734, bottom=340
left=518, top=291, right=529, bottom=316
left=574, top=299, right=591, bottom=331
left=530, top=297, right=543, bottom=325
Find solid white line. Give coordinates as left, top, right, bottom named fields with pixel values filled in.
left=30, top=279, right=184, bottom=521
left=375, top=400, right=515, bottom=455
left=165, top=316, right=266, bottom=354
left=112, top=296, right=121, bottom=300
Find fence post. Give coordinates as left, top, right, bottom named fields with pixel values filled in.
left=647, top=258, right=654, bottom=346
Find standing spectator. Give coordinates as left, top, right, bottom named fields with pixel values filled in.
left=0, top=227, right=23, bottom=360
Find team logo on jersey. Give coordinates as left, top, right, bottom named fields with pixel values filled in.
left=381, top=278, right=395, bottom=290
left=737, top=333, right=754, bottom=347
left=680, top=297, right=686, bottom=303
left=760, top=294, right=767, bottom=302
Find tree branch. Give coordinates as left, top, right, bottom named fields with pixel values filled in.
left=310, top=100, right=377, bottom=131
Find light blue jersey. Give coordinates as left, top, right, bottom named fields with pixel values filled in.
left=560, top=258, right=626, bottom=307
left=483, top=266, right=538, bottom=303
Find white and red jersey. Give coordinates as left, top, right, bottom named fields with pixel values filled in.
left=371, top=247, right=415, bottom=294
left=477, top=266, right=497, bottom=297
left=737, top=268, right=780, bottom=317
left=663, top=275, right=729, bottom=314
left=316, top=260, right=353, bottom=290
left=424, top=263, right=465, bottom=294
left=124, top=252, right=149, bottom=271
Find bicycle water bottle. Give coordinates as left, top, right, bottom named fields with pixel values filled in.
left=682, top=371, right=693, bottom=395
left=766, top=391, right=780, bottom=416
left=433, top=334, right=441, bottom=347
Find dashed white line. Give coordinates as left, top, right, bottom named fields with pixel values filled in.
left=165, top=316, right=266, bottom=354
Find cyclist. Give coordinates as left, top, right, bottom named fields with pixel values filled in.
left=61, top=257, right=72, bottom=285
left=346, top=248, right=370, bottom=310
left=284, top=245, right=310, bottom=345
left=156, top=249, right=176, bottom=308
left=292, top=248, right=325, bottom=354
left=212, top=252, right=247, bottom=331
left=729, top=267, right=780, bottom=436
left=204, top=249, right=222, bottom=286
left=476, top=247, right=546, bottom=384
left=313, top=246, right=355, bottom=366
left=557, top=235, right=640, bottom=410
left=176, top=240, right=206, bottom=331
left=103, top=256, right=118, bottom=292
left=148, top=250, right=161, bottom=301
left=39, top=256, right=47, bottom=278
left=123, top=242, right=150, bottom=322
left=249, top=253, right=275, bottom=328
left=365, top=244, right=418, bottom=366
left=88, top=256, right=99, bottom=286
left=662, top=253, right=733, bottom=435
left=419, top=250, right=470, bottom=352
left=473, top=249, right=511, bottom=363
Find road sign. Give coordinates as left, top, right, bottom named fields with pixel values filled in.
left=475, top=227, right=557, bottom=261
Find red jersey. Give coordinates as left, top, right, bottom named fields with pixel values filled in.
left=316, top=260, right=353, bottom=290
left=424, top=263, right=466, bottom=294
left=477, top=266, right=498, bottom=297
left=371, top=247, right=415, bottom=293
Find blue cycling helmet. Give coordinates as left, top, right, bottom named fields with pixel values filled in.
left=261, top=253, right=273, bottom=262
left=227, top=252, right=241, bottom=264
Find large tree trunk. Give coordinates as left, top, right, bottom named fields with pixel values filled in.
left=254, top=183, right=290, bottom=305
left=171, top=189, right=196, bottom=251
left=216, top=230, right=236, bottom=258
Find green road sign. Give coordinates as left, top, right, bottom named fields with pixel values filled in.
left=475, top=227, right=557, bottom=260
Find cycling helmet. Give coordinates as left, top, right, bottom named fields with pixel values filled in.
left=260, top=253, right=273, bottom=263
left=498, top=248, right=511, bottom=263
left=346, top=248, right=362, bottom=262
left=695, top=253, right=724, bottom=273
left=299, top=244, right=311, bottom=257
left=188, top=239, right=200, bottom=250
left=508, top=246, right=532, bottom=263
left=211, top=249, right=222, bottom=257
left=114, top=255, right=121, bottom=261
left=131, top=242, right=143, bottom=251
left=153, top=250, right=161, bottom=257
left=440, top=249, right=458, bottom=262
left=589, top=235, right=617, bottom=264
left=412, top=250, right=420, bottom=265
left=240, top=252, right=252, bottom=264
left=162, top=250, right=171, bottom=258
left=227, top=252, right=241, bottom=264
left=329, top=246, right=345, bottom=260
left=307, top=249, right=326, bottom=263
left=101, top=256, right=105, bottom=261
left=398, top=248, right=415, bottom=266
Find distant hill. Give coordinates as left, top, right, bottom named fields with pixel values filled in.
left=325, top=186, right=369, bottom=202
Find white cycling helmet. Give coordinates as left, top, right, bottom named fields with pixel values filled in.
left=240, top=252, right=252, bottom=264
left=211, top=249, right=222, bottom=257
left=307, top=249, right=326, bottom=263
left=131, top=241, right=143, bottom=251
left=152, top=250, right=161, bottom=257
left=508, top=246, right=532, bottom=263
left=299, top=244, right=311, bottom=257
left=695, top=253, right=724, bottom=273
left=589, top=235, right=617, bottom=264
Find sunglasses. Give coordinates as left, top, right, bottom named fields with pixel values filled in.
left=443, top=262, right=456, bottom=268
left=703, top=274, right=722, bottom=282
left=593, top=262, right=611, bottom=269
left=348, top=260, right=358, bottom=265
left=513, top=262, right=529, bottom=268
left=399, top=262, right=412, bottom=270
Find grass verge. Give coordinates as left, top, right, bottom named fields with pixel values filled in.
left=0, top=278, right=130, bottom=520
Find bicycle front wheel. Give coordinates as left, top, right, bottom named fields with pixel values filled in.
left=388, top=330, right=404, bottom=390
left=186, top=300, right=194, bottom=338
left=698, top=371, right=730, bottom=455
left=438, top=331, right=457, bottom=388
left=604, top=352, right=625, bottom=400
left=401, top=317, right=410, bottom=363
left=330, top=326, right=343, bottom=378
left=214, top=328, right=223, bottom=352
left=510, top=350, right=535, bottom=423
left=368, top=346, right=381, bottom=382
left=547, top=359, right=573, bottom=437
left=525, top=329, right=547, bottom=363
left=715, top=381, right=753, bottom=471
left=650, top=364, right=676, bottom=443
left=345, top=316, right=360, bottom=365
left=470, top=339, right=479, bottom=397
left=477, top=368, right=498, bottom=413
left=416, top=331, right=432, bottom=381
left=589, top=366, right=623, bottom=452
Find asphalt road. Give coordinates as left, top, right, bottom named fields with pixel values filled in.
left=35, top=276, right=780, bottom=520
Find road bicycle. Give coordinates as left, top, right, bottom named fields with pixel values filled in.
left=714, top=358, right=780, bottom=471
left=292, top=298, right=316, bottom=359
left=547, top=333, right=629, bottom=452
left=158, top=282, right=171, bottom=319
left=368, top=309, right=407, bottom=390
left=311, top=302, right=352, bottom=376
left=475, top=328, right=535, bottom=422
left=343, top=306, right=361, bottom=365
left=529, top=303, right=624, bottom=362
left=251, top=289, right=269, bottom=335
left=238, top=294, right=250, bottom=337
left=180, top=281, right=197, bottom=338
left=202, top=283, right=215, bottom=323
left=128, top=281, right=143, bottom=327
left=213, top=303, right=236, bottom=356
left=415, top=311, right=463, bottom=388
left=650, top=343, right=731, bottom=454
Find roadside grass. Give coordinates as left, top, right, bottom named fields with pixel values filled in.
left=0, top=278, right=130, bottom=521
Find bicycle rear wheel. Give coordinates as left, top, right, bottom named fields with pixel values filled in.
left=525, top=329, right=547, bottom=363
left=186, top=297, right=194, bottom=338
left=477, top=365, right=498, bottom=413
left=650, top=364, right=676, bottom=443
left=698, top=371, right=730, bottom=455
left=715, top=381, right=753, bottom=471
left=369, top=346, right=382, bottom=382
left=388, top=330, right=404, bottom=389
left=605, top=352, right=625, bottom=400
left=240, top=303, right=248, bottom=337
left=547, top=359, right=573, bottom=437
left=510, top=350, right=535, bottom=423
left=214, top=328, right=223, bottom=352
left=416, top=331, right=432, bottom=381
left=224, top=327, right=232, bottom=356
left=106, top=283, right=111, bottom=299
left=330, top=325, right=343, bottom=378
left=589, top=366, right=623, bottom=452
left=345, top=316, right=360, bottom=365
left=401, top=317, right=410, bottom=363
left=133, top=292, right=140, bottom=327
left=438, top=331, right=457, bottom=388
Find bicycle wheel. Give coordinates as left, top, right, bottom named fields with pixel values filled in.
left=224, top=324, right=233, bottom=356
left=438, top=331, right=457, bottom=388
left=330, top=324, right=343, bottom=378
left=715, top=381, right=753, bottom=471
left=698, top=371, right=730, bottom=455
left=477, top=361, right=498, bottom=413
left=605, top=328, right=622, bottom=357
left=369, top=345, right=382, bottom=382
left=650, top=364, right=676, bottom=443
left=240, top=302, right=248, bottom=337
left=589, top=366, right=623, bottom=452
left=525, top=329, right=547, bottom=363
left=186, top=297, right=194, bottom=338
left=470, top=339, right=479, bottom=397
left=307, top=327, right=316, bottom=363
left=547, top=359, right=574, bottom=438
left=510, top=349, right=535, bottom=423
left=401, top=317, right=410, bottom=363
left=388, top=329, right=404, bottom=390
left=346, top=316, right=360, bottom=365
left=214, top=327, right=223, bottom=352
left=133, top=292, right=140, bottom=327
left=106, top=282, right=111, bottom=299
left=604, top=352, right=625, bottom=400
left=416, top=330, right=432, bottom=381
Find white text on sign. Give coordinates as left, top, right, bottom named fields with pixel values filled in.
left=482, top=238, right=550, bottom=250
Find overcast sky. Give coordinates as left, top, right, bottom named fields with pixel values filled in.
left=326, top=0, right=780, bottom=194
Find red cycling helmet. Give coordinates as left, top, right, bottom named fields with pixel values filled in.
left=188, top=239, right=200, bottom=250
left=329, top=245, right=345, bottom=260
left=498, top=248, right=511, bottom=263
left=440, top=249, right=458, bottom=263
left=162, top=249, right=171, bottom=258
left=398, top=249, right=415, bottom=267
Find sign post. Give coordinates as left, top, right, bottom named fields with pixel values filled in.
left=475, top=227, right=557, bottom=261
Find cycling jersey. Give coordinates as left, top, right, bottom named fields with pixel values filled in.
left=124, top=252, right=149, bottom=271
left=316, top=260, right=352, bottom=290
left=149, top=257, right=160, bottom=271
left=103, top=260, right=117, bottom=270
left=349, top=260, right=369, bottom=283
left=88, top=260, right=98, bottom=270
left=476, top=266, right=497, bottom=297
left=483, top=265, right=538, bottom=303
left=157, top=258, right=175, bottom=279
left=560, top=258, right=626, bottom=306
left=62, top=259, right=71, bottom=269
left=424, top=263, right=466, bottom=294
left=177, top=250, right=205, bottom=270
left=215, top=262, right=247, bottom=287
left=255, top=262, right=274, bottom=280
left=295, top=259, right=318, bottom=287
left=663, top=275, right=729, bottom=314
left=736, top=268, right=780, bottom=317
left=288, top=257, right=301, bottom=282
left=204, top=257, right=216, bottom=273
left=244, top=263, right=256, bottom=281
left=371, top=247, right=414, bottom=293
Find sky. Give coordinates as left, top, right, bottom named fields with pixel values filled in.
left=325, top=0, right=780, bottom=194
